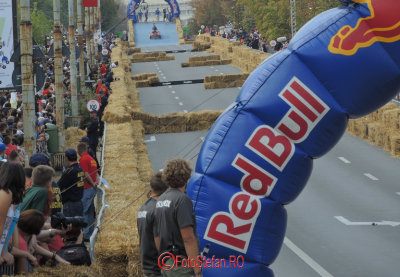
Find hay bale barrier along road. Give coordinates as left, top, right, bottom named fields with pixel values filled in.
left=90, top=24, right=400, bottom=277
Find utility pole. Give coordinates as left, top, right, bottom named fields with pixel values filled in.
left=53, top=0, right=65, bottom=152
left=97, top=0, right=101, bottom=35
left=77, top=0, right=85, bottom=92
left=290, top=0, right=297, bottom=38
left=68, top=0, right=78, bottom=116
left=20, top=0, right=36, bottom=165
left=90, top=7, right=96, bottom=63
left=85, top=7, right=92, bottom=69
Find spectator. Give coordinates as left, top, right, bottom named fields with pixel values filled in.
left=0, top=143, right=7, bottom=161
left=79, top=137, right=99, bottom=168
left=16, top=210, right=70, bottom=273
left=78, top=142, right=99, bottom=241
left=0, top=162, right=25, bottom=266
left=145, top=9, right=149, bottom=22
left=57, top=149, right=84, bottom=217
left=21, top=165, right=54, bottom=216
left=137, top=172, right=168, bottom=277
left=24, top=168, right=33, bottom=190
left=155, top=8, right=160, bottom=22
left=154, top=159, right=202, bottom=277
left=86, top=111, right=100, bottom=155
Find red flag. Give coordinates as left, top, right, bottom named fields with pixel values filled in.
left=83, top=0, right=98, bottom=7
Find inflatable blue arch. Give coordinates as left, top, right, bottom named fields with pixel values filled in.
left=185, top=0, right=400, bottom=276
left=127, top=0, right=180, bottom=23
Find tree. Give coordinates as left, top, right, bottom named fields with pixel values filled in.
left=31, top=2, right=53, bottom=45
left=101, top=0, right=121, bottom=32
left=191, top=0, right=226, bottom=27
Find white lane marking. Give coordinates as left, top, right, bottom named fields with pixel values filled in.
left=364, top=173, right=379, bottom=181
left=168, top=85, right=172, bottom=88
left=396, top=192, right=400, bottom=196
left=284, top=237, right=334, bottom=277
left=163, top=76, right=167, bottom=79
left=220, top=72, right=224, bottom=75
left=335, top=216, right=400, bottom=226
left=175, top=96, right=179, bottom=100
left=171, top=91, right=176, bottom=94
left=159, top=70, right=162, bottom=73
left=338, top=157, right=351, bottom=164
left=214, top=69, right=219, bottom=72
left=200, top=137, right=205, bottom=142
left=178, top=102, right=183, bottom=106
left=210, top=66, right=214, bottom=69
left=183, top=110, right=188, bottom=113
left=145, top=136, right=156, bottom=143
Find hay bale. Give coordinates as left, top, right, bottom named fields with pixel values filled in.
left=29, top=263, right=103, bottom=277
left=366, top=122, right=385, bottom=146
left=65, top=127, right=86, bottom=150
left=390, top=134, right=400, bottom=157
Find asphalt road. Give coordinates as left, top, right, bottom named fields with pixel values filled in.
left=135, top=41, right=400, bottom=276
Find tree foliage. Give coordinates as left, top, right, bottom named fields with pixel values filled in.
left=31, top=2, right=53, bottom=46
left=191, top=0, right=226, bottom=27
left=100, top=0, right=121, bottom=32
left=192, top=0, right=341, bottom=40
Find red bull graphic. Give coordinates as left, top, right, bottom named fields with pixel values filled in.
left=187, top=1, right=400, bottom=276
left=329, top=0, right=400, bottom=55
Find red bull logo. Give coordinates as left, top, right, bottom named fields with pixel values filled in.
left=329, top=0, right=400, bottom=55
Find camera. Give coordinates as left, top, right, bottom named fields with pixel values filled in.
left=51, top=212, right=87, bottom=229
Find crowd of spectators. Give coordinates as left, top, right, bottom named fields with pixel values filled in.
left=0, top=27, right=118, bottom=274
left=200, top=25, right=289, bottom=54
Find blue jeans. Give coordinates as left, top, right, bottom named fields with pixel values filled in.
left=63, top=201, right=83, bottom=217
left=82, top=187, right=96, bottom=239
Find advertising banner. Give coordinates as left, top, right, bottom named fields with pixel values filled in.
left=0, top=0, right=14, bottom=89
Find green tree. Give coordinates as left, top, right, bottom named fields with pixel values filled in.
left=31, top=2, right=53, bottom=45
left=101, top=0, right=121, bottom=32
left=191, top=0, right=226, bottom=27
left=186, top=18, right=201, bottom=36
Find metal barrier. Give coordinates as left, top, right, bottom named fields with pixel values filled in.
left=89, top=121, right=109, bottom=261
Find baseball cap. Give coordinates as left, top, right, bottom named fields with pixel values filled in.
left=29, top=153, right=50, bottom=167
left=0, top=143, right=8, bottom=152
left=79, top=136, right=89, bottom=143
left=65, top=148, right=78, bottom=161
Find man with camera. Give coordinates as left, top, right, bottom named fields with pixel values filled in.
left=57, top=149, right=85, bottom=217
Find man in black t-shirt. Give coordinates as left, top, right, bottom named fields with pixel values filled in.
left=137, top=172, right=168, bottom=277
left=57, top=149, right=84, bottom=217
left=154, top=159, right=202, bottom=277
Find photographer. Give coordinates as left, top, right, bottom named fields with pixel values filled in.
left=154, top=159, right=202, bottom=277
left=57, top=149, right=84, bottom=217
left=15, top=210, right=70, bottom=274
left=137, top=172, right=168, bottom=277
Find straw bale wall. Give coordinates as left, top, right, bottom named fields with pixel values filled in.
left=128, top=19, right=135, bottom=47
left=194, top=34, right=269, bottom=73
left=132, top=73, right=160, bottom=87
left=94, top=42, right=153, bottom=276
left=175, top=18, right=185, bottom=44
left=347, top=103, right=400, bottom=157
left=126, top=47, right=142, bottom=55
left=132, top=110, right=222, bottom=134
left=204, top=73, right=249, bottom=89
left=181, top=55, right=232, bottom=67
left=131, top=52, right=175, bottom=63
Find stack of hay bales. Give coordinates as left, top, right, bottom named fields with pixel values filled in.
left=182, top=55, right=232, bottom=67
left=131, top=52, right=175, bottom=63
left=95, top=41, right=153, bottom=276
left=132, top=73, right=160, bottom=87
left=65, top=127, right=86, bottom=149
left=29, top=264, right=103, bottom=277
left=347, top=103, right=400, bottom=157
left=203, top=73, right=249, bottom=89
left=128, top=19, right=135, bottom=47
left=175, top=18, right=185, bottom=44
left=193, top=34, right=269, bottom=73
left=126, top=47, right=142, bottom=56
left=132, top=110, right=222, bottom=134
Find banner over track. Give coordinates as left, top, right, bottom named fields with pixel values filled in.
left=127, top=0, right=180, bottom=23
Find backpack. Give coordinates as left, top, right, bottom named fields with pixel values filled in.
left=56, top=243, right=91, bottom=266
